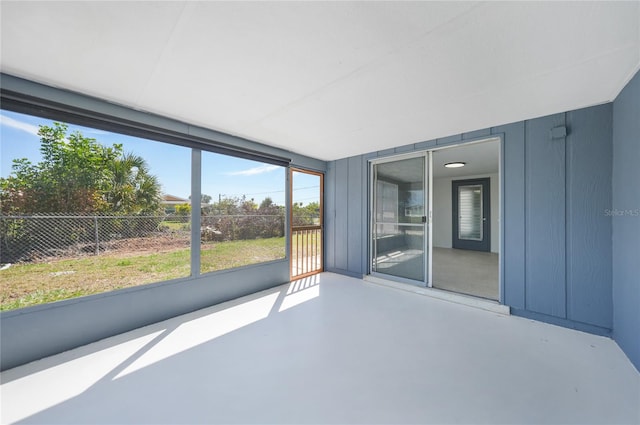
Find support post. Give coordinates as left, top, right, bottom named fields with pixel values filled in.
left=191, top=149, right=201, bottom=277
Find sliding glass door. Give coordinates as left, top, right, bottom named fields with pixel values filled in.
left=370, top=154, right=430, bottom=285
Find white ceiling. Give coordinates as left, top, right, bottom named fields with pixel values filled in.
left=1, top=1, right=639, bottom=161
left=432, top=138, right=499, bottom=178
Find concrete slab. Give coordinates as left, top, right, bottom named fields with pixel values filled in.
left=2, top=273, right=638, bottom=424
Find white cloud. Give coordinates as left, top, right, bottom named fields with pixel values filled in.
left=69, top=125, right=108, bottom=136
left=227, top=164, right=279, bottom=176
left=0, top=114, right=40, bottom=136
left=88, top=129, right=109, bottom=135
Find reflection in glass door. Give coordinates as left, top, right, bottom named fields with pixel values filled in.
left=371, top=154, right=429, bottom=285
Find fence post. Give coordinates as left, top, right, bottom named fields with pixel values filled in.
left=232, top=217, right=236, bottom=241
left=94, top=216, right=99, bottom=255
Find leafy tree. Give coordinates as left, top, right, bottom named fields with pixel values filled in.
left=259, top=196, right=284, bottom=216
left=201, top=195, right=284, bottom=241
left=0, top=123, right=161, bottom=215
left=240, top=198, right=257, bottom=214
left=1, top=123, right=119, bottom=213
left=292, top=201, right=320, bottom=226
left=259, top=197, right=274, bottom=211
left=210, top=196, right=241, bottom=215
left=189, top=193, right=212, bottom=205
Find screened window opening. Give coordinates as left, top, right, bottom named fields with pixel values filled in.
left=0, top=105, right=292, bottom=312
left=0, top=109, right=191, bottom=311
left=200, top=151, right=286, bottom=275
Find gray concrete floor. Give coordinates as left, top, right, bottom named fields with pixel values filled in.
left=2, top=273, right=639, bottom=424
left=433, top=247, right=499, bottom=300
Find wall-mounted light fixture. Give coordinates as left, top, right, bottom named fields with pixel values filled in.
left=444, top=162, right=466, bottom=168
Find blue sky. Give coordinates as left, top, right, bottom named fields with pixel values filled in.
left=0, top=110, right=319, bottom=206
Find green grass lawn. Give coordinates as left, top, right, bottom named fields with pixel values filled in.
left=200, top=237, right=286, bottom=274
left=291, top=230, right=322, bottom=258
left=160, top=220, right=190, bottom=232
left=0, top=237, right=285, bottom=311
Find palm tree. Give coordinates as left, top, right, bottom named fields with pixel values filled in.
left=105, top=153, right=161, bottom=214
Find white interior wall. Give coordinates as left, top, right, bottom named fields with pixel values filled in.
left=432, top=173, right=499, bottom=253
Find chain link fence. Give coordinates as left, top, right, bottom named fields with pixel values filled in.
left=0, top=213, right=285, bottom=264
left=200, top=214, right=285, bottom=242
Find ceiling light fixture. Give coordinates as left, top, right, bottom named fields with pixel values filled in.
left=444, top=162, right=466, bottom=168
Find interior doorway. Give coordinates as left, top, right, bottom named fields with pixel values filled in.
left=432, top=139, right=499, bottom=300
left=369, top=138, right=500, bottom=301
left=290, top=168, right=323, bottom=279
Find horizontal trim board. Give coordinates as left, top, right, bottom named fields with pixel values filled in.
left=511, top=308, right=611, bottom=337
left=324, top=267, right=363, bottom=279
left=1, top=90, right=290, bottom=167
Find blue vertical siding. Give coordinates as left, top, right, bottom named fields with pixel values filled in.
left=566, top=104, right=613, bottom=328
left=525, top=113, right=567, bottom=317
left=334, top=159, right=349, bottom=272
left=463, top=128, right=491, bottom=141
left=499, top=122, right=526, bottom=309
left=326, top=156, right=368, bottom=278
left=414, top=140, right=437, bottom=151
left=324, top=161, right=336, bottom=271
left=612, top=70, right=640, bottom=371
left=326, top=105, right=615, bottom=334
left=347, top=156, right=364, bottom=274
left=436, top=134, right=463, bottom=146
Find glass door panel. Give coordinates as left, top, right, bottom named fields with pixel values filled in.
left=371, top=155, right=428, bottom=285
left=374, top=223, right=425, bottom=282
left=452, top=178, right=490, bottom=252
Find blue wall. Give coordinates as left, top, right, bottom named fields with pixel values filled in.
left=326, top=104, right=614, bottom=335
left=612, top=70, right=640, bottom=371
left=0, top=75, right=326, bottom=371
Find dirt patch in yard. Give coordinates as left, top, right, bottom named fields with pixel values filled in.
left=97, top=235, right=190, bottom=258
left=0, top=236, right=285, bottom=311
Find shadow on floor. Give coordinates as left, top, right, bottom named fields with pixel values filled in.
left=2, top=273, right=638, bottom=424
